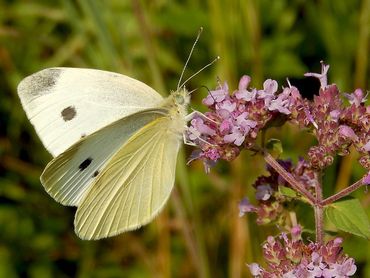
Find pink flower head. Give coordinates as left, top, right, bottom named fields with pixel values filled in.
left=304, top=61, right=330, bottom=89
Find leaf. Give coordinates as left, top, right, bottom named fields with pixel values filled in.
left=325, top=198, right=370, bottom=239
left=278, top=186, right=297, bottom=198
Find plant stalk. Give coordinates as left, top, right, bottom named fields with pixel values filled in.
left=263, top=152, right=316, bottom=204
left=321, top=178, right=365, bottom=206
left=314, top=173, right=324, bottom=244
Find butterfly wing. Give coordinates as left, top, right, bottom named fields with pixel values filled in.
left=74, top=116, right=182, bottom=240
left=18, top=68, right=163, bottom=157
left=40, top=109, right=166, bottom=206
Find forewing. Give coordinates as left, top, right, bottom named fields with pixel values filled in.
left=74, top=117, right=181, bottom=240
left=18, top=68, right=163, bottom=156
left=40, top=110, right=166, bottom=206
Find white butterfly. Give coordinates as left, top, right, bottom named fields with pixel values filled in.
left=17, top=28, right=217, bottom=240
left=18, top=67, right=190, bottom=240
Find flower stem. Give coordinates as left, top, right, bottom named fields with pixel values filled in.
left=314, top=205, right=324, bottom=244
left=321, top=178, right=365, bottom=206
left=314, top=173, right=324, bottom=244
left=263, top=152, right=316, bottom=204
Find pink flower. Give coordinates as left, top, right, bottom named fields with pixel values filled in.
left=330, top=109, right=341, bottom=121
left=224, top=127, right=245, bottom=146
left=219, top=119, right=233, bottom=134
left=235, top=112, right=257, bottom=130
left=188, top=118, right=216, bottom=140
left=304, top=61, right=330, bottom=89
left=362, top=172, right=370, bottom=185
left=216, top=108, right=232, bottom=119
left=307, top=252, right=325, bottom=276
left=291, top=225, right=302, bottom=241
left=238, top=75, right=251, bottom=91
left=338, top=125, right=357, bottom=141
left=258, top=79, right=278, bottom=106
left=203, top=148, right=221, bottom=161
left=248, top=263, right=263, bottom=276
left=322, top=258, right=357, bottom=278
left=203, top=82, right=229, bottom=106
left=344, top=88, right=367, bottom=106
left=255, top=185, right=273, bottom=201
left=216, top=99, right=237, bottom=112
left=362, top=141, right=370, bottom=152
left=268, top=87, right=293, bottom=115
left=262, top=79, right=278, bottom=96
left=239, top=197, right=257, bottom=217
left=236, top=88, right=258, bottom=102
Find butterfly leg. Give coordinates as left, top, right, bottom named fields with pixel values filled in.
left=183, top=132, right=197, bottom=146
left=185, top=110, right=217, bottom=124
left=183, top=126, right=216, bottom=147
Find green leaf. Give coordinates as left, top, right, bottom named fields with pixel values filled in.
left=325, top=198, right=370, bottom=239
left=278, top=186, right=297, bottom=198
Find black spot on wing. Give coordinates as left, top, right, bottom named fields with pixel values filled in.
left=61, top=106, right=76, bottom=121
left=79, top=158, right=92, bottom=171
left=27, top=68, right=61, bottom=96
left=93, top=170, right=99, bottom=177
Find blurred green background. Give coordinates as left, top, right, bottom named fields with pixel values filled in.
left=1, top=0, right=369, bottom=277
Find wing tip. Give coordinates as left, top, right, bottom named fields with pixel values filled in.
left=17, top=68, right=62, bottom=100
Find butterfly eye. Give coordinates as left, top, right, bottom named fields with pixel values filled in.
left=175, top=94, right=185, bottom=105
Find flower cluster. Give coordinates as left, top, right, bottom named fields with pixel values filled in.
left=303, top=82, right=370, bottom=170
left=239, top=158, right=318, bottom=225
left=188, top=62, right=370, bottom=172
left=187, top=76, right=295, bottom=170
left=249, top=227, right=357, bottom=278
left=239, top=158, right=318, bottom=226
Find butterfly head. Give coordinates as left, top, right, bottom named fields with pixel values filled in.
left=172, top=87, right=190, bottom=107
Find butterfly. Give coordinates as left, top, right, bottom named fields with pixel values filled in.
left=17, top=28, right=217, bottom=240
left=18, top=67, right=190, bottom=240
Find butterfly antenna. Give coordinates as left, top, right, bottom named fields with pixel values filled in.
left=177, top=27, right=204, bottom=91
left=179, top=56, right=220, bottom=89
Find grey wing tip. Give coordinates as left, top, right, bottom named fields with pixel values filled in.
left=17, top=68, right=63, bottom=99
